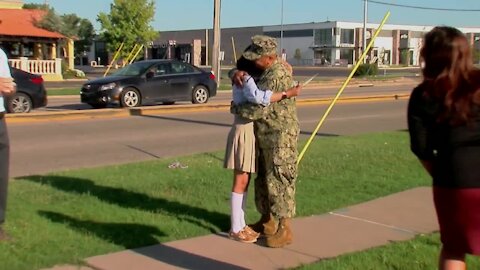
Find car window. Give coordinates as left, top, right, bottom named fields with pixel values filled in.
left=151, top=63, right=171, bottom=76
left=170, top=62, right=194, bottom=74
left=113, top=62, right=152, bottom=76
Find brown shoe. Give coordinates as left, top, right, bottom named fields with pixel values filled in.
left=266, top=218, right=293, bottom=248
left=228, top=229, right=257, bottom=243
left=249, top=213, right=277, bottom=237
left=243, top=225, right=260, bottom=238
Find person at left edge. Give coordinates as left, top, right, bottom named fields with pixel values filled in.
left=0, top=47, right=16, bottom=241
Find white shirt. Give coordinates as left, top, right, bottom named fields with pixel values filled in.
left=0, top=48, right=12, bottom=112
left=232, top=75, right=272, bottom=106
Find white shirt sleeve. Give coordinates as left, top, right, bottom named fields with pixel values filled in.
left=0, top=49, right=12, bottom=78
left=242, top=75, right=273, bottom=106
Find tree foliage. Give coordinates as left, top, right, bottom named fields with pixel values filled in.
left=60, top=14, right=95, bottom=56
left=22, top=3, right=49, bottom=10
left=24, top=5, right=95, bottom=57
left=97, top=0, right=158, bottom=57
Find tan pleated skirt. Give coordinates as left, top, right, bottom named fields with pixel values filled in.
left=224, top=115, right=256, bottom=173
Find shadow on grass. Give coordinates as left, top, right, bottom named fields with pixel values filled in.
left=40, top=211, right=248, bottom=270
left=137, top=114, right=232, bottom=128
left=300, top=131, right=339, bottom=137
left=39, top=211, right=165, bottom=248
left=24, top=175, right=229, bottom=232
left=136, top=114, right=339, bottom=138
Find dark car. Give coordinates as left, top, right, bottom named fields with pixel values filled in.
left=80, top=60, right=217, bottom=108
left=4, top=67, right=47, bottom=113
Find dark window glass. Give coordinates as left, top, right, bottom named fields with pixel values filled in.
left=340, top=29, right=354, bottom=44
left=314, top=29, right=333, bottom=45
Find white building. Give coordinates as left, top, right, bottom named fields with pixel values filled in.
left=263, top=21, right=480, bottom=66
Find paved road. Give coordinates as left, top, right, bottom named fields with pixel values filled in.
left=39, top=83, right=415, bottom=112
left=44, top=66, right=421, bottom=89
left=9, top=99, right=408, bottom=177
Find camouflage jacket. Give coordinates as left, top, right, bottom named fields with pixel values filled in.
left=231, top=59, right=299, bottom=149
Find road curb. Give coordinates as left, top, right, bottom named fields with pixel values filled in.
left=6, top=93, right=410, bottom=124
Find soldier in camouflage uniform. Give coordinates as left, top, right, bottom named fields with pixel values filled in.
left=231, top=35, right=299, bottom=248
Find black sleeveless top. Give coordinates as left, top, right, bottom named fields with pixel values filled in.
left=408, top=84, right=480, bottom=188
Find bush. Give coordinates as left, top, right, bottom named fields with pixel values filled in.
left=63, top=69, right=86, bottom=79
left=354, top=63, right=379, bottom=77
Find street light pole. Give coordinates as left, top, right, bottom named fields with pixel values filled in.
left=363, top=0, right=368, bottom=63
left=280, top=0, right=284, bottom=57
left=212, top=0, right=221, bottom=84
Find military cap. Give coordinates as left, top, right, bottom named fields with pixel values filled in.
left=242, top=35, right=278, bottom=60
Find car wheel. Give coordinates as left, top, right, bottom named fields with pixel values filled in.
left=120, top=88, right=141, bottom=107
left=192, top=85, right=209, bottom=104
left=7, top=93, right=32, bottom=113
left=88, top=102, right=107, bottom=109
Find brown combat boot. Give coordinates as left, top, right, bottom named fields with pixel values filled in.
left=265, top=218, right=293, bottom=248
left=249, top=213, right=277, bottom=237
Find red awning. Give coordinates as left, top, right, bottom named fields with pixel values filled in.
left=0, top=8, right=65, bottom=39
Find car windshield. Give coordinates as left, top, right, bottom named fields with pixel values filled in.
left=112, top=62, right=153, bottom=76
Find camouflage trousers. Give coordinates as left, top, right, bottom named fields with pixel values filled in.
left=255, top=146, right=298, bottom=219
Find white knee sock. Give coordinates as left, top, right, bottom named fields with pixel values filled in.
left=231, top=192, right=244, bottom=233
left=241, top=192, right=248, bottom=228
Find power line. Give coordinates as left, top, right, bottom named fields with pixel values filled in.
left=366, top=0, right=480, bottom=12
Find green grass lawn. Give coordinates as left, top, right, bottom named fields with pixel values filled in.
left=1, top=131, right=431, bottom=269
left=47, top=88, right=80, bottom=96
left=297, top=234, right=480, bottom=270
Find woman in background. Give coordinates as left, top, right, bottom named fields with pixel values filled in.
left=408, top=26, right=480, bottom=270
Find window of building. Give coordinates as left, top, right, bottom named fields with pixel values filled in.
left=340, top=48, right=354, bottom=64
left=23, top=43, right=34, bottom=57
left=314, top=49, right=331, bottom=65
left=314, top=29, right=332, bottom=46
left=340, top=29, right=354, bottom=44
left=264, top=29, right=313, bottom=38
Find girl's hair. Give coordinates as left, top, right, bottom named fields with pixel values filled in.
left=236, top=56, right=263, bottom=78
left=421, top=26, right=480, bottom=124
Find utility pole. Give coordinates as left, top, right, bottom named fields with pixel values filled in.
left=280, top=0, right=284, bottom=57
left=212, top=0, right=221, bottom=84
left=363, top=0, right=368, bottom=63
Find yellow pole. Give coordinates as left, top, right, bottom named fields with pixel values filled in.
left=297, top=11, right=391, bottom=165
left=104, top=42, right=124, bottom=77
left=124, top=44, right=138, bottom=67
left=231, top=37, right=237, bottom=61
left=129, top=44, right=144, bottom=64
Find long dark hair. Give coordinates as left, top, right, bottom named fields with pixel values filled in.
left=236, top=56, right=263, bottom=78
left=421, top=26, right=480, bottom=124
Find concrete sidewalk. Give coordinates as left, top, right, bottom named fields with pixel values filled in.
left=46, top=187, right=438, bottom=270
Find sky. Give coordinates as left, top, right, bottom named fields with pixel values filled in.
left=25, top=0, right=480, bottom=31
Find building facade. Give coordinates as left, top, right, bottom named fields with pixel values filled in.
left=0, top=0, right=72, bottom=80
left=149, top=21, right=480, bottom=67
left=266, top=21, right=480, bottom=66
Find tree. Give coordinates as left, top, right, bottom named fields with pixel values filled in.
left=61, top=14, right=95, bottom=57
left=22, top=3, right=48, bottom=10
left=32, top=7, right=63, bottom=34
left=24, top=5, right=95, bottom=58
left=75, top=19, right=95, bottom=57
left=97, top=0, right=158, bottom=58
